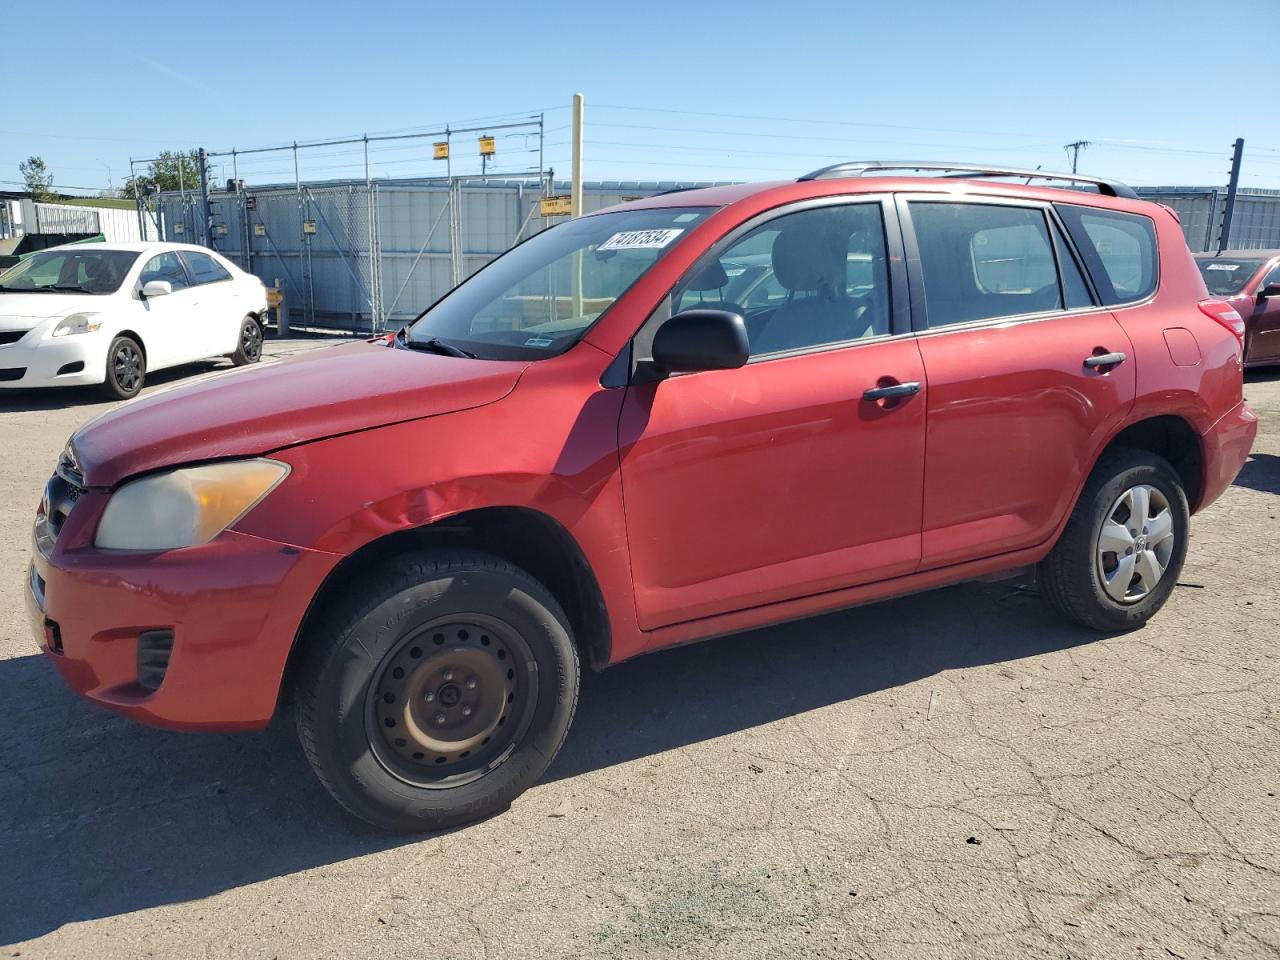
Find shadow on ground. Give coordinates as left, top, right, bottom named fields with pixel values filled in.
left=1234, top=451, right=1280, bottom=495
left=0, top=361, right=230, bottom=413
left=0, top=579, right=1097, bottom=945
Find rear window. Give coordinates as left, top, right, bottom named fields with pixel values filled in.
left=1056, top=204, right=1158, bottom=305
left=1195, top=256, right=1267, bottom=296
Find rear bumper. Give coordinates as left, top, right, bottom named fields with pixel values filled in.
left=29, top=515, right=339, bottom=731
left=1198, top=400, right=1258, bottom=511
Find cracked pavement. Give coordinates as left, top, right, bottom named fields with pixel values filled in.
left=0, top=344, right=1277, bottom=959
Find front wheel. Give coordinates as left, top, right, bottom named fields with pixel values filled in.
left=1039, top=449, right=1189, bottom=631
left=294, top=551, right=579, bottom=833
left=231, top=315, right=263, bottom=366
left=102, top=335, right=145, bottom=400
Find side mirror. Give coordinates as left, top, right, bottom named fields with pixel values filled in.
left=650, top=309, right=750, bottom=374
left=1259, top=283, right=1280, bottom=299
left=141, top=280, right=172, bottom=299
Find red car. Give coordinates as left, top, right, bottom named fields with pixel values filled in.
left=28, top=162, right=1257, bottom=832
left=1194, top=249, right=1280, bottom=367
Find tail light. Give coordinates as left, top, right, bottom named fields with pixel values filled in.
left=1199, top=299, right=1246, bottom=344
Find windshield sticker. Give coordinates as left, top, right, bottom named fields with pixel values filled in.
left=1205, top=263, right=1240, bottom=271
left=598, top=228, right=684, bottom=251
left=524, top=336, right=554, bottom=347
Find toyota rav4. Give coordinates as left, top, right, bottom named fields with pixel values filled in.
left=27, top=162, right=1257, bottom=832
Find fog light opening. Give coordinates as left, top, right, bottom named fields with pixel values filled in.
left=136, top=629, right=174, bottom=691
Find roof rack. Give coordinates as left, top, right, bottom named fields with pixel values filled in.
left=797, top=161, right=1138, bottom=200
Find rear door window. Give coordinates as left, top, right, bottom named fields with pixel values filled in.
left=1056, top=204, right=1158, bottom=305
left=908, top=202, right=1063, bottom=328
left=182, top=251, right=232, bottom=285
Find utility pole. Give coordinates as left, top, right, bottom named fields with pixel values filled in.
left=1217, top=138, right=1245, bottom=255
left=198, top=147, right=212, bottom=249
left=1064, top=140, right=1091, bottom=174
left=570, top=92, right=584, bottom=218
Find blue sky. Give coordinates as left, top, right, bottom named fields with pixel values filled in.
left=6, top=0, right=1280, bottom=194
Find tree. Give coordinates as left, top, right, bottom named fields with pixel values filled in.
left=19, top=156, right=54, bottom=200
left=121, top=150, right=201, bottom=198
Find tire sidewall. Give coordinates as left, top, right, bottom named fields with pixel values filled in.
left=233, top=316, right=262, bottom=365
left=1079, top=458, right=1189, bottom=628
left=308, top=563, right=577, bottom=831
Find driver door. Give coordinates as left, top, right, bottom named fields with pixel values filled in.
left=136, top=252, right=198, bottom=368
left=617, top=198, right=927, bottom=630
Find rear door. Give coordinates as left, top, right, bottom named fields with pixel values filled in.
left=899, top=195, right=1137, bottom=570
left=618, top=197, right=928, bottom=629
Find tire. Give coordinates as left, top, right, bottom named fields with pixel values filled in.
left=102, top=335, right=145, bottom=400
left=294, top=550, right=579, bottom=833
left=231, top=315, right=263, bottom=366
left=1039, top=448, right=1189, bottom=632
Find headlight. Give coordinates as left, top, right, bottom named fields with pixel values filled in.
left=95, top=459, right=290, bottom=551
left=51, top=313, right=101, bottom=337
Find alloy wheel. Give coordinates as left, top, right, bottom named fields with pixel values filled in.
left=113, top=342, right=143, bottom=393
left=241, top=320, right=262, bottom=361
left=1095, top=483, right=1176, bottom=604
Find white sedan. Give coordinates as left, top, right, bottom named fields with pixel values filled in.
left=0, top=241, right=269, bottom=399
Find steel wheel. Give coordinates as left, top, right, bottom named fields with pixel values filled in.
left=240, top=318, right=262, bottom=362
left=1096, top=483, right=1175, bottom=604
left=112, top=340, right=143, bottom=394
left=365, top=615, right=537, bottom=790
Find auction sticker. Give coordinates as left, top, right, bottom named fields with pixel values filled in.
left=1205, top=263, right=1240, bottom=271
left=598, top=228, right=684, bottom=251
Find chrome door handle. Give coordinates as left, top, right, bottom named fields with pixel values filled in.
left=1083, top=352, right=1126, bottom=368
left=862, top=381, right=922, bottom=401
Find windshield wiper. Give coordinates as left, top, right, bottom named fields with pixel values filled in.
left=401, top=333, right=476, bottom=359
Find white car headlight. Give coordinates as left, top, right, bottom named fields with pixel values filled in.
left=95, top=459, right=290, bottom=551
left=51, top=312, right=102, bottom=337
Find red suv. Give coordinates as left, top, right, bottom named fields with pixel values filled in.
left=28, top=162, right=1257, bottom=831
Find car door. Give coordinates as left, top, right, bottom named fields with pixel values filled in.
left=617, top=198, right=927, bottom=630
left=135, top=251, right=200, bottom=369
left=1244, top=259, right=1280, bottom=363
left=898, top=195, right=1137, bottom=570
left=180, top=250, right=239, bottom=358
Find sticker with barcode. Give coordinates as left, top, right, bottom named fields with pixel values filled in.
left=598, top=228, right=684, bottom=251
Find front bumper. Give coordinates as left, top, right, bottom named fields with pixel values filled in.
left=1198, top=399, right=1258, bottom=511
left=0, top=333, right=107, bottom=388
left=28, top=488, right=340, bottom=730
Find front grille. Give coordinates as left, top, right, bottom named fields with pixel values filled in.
left=136, top=630, right=174, bottom=691
left=0, top=367, right=25, bottom=382
left=0, top=330, right=25, bottom=346
left=34, top=463, right=84, bottom=556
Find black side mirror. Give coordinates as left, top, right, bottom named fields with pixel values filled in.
left=1259, top=283, right=1280, bottom=299
left=650, top=309, right=750, bottom=374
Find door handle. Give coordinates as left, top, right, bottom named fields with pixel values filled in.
left=1083, top=351, right=1126, bottom=369
left=862, top=381, right=922, bottom=401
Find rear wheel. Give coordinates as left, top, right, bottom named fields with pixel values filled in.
left=102, top=335, right=145, bottom=400
left=231, top=315, right=263, bottom=366
left=1039, top=449, right=1189, bottom=631
left=294, top=551, right=579, bottom=833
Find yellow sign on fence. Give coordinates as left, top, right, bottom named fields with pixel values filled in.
left=433, top=141, right=449, bottom=160
left=254, top=223, right=266, bottom=237
left=540, top=195, right=573, bottom=217
left=478, top=136, right=496, bottom=156
left=302, top=220, right=317, bottom=235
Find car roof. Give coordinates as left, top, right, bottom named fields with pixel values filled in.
left=599, top=175, right=1163, bottom=219
left=40, top=240, right=224, bottom=256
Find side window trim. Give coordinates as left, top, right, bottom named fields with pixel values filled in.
left=628, top=194, right=909, bottom=380
left=898, top=192, right=1104, bottom=334
left=1054, top=202, right=1160, bottom=306
left=1045, top=205, right=1101, bottom=306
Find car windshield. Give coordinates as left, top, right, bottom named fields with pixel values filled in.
left=0, top=248, right=138, bottom=295
left=408, top=206, right=716, bottom=360
left=1196, top=256, right=1268, bottom=296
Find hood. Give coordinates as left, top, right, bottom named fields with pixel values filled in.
left=0, top=292, right=103, bottom=327
left=73, top=340, right=528, bottom=487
